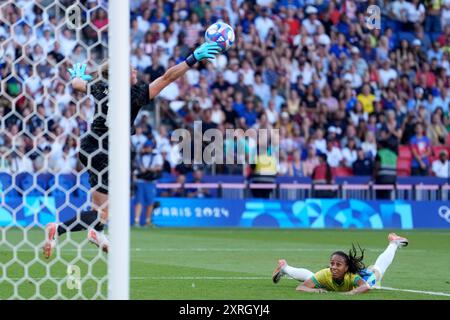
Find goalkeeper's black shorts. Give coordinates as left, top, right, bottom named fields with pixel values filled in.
left=79, top=132, right=109, bottom=194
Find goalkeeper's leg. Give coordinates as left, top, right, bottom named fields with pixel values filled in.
left=43, top=209, right=105, bottom=258
left=86, top=190, right=109, bottom=253
left=85, top=159, right=110, bottom=253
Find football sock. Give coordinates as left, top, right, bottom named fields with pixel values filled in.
left=374, top=243, right=398, bottom=276
left=282, top=265, right=314, bottom=281
left=57, top=210, right=104, bottom=236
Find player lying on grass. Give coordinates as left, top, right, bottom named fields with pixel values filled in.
left=43, top=42, right=221, bottom=258
left=272, top=233, right=408, bottom=294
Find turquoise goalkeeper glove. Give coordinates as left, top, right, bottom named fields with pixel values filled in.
left=185, top=42, right=221, bottom=67
left=68, top=63, right=93, bottom=81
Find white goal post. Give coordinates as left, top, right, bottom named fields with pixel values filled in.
left=108, top=0, right=130, bottom=300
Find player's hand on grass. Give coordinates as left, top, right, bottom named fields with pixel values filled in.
left=68, top=63, right=93, bottom=81
left=193, top=42, right=221, bottom=61
left=316, top=289, right=328, bottom=293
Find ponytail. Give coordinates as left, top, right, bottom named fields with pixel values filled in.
left=331, top=243, right=366, bottom=274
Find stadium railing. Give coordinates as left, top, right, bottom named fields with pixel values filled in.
left=1, top=173, right=448, bottom=201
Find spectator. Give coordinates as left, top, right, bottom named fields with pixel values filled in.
left=427, top=111, right=449, bottom=145
left=131, top=47, right=152, bottom=72
left=252, top=73, right=270, bottom=107
left=302, top=145, right=320, bottom=178
left=302, top=6, right=322, bottom=36
left=442, top=0, right=450, bottom=28
left=277, top=152, right=290, bottom=176
left=134, top=139, right=163, bottom=227
left=313, top=128, right=326, bottom=154
left=425, top=0, right=443, bottom=40
left=361, top=131, right=377, bottom=159
left=312, top=153, right=335, bottom=198
left=51, top=144, right=76, bottom=174
left=341, top=124, right=361, bottom=148
left=432, top=149, right=449, bottom=178
left=378, top=59, right=398, bottom=88
left=249, top=151, right=277, bottom=199
left=373, top=139, right=397, bottom=200
left=343, top=64, right=363, bottom=89
left=357, top=83, right=376, bottom=114
left=59, top=108, right=77, bottom=135
left=254, top=7, right=275, bottom=42
left=349, top=101, right=369, bottom=127
left=59, top=29, right=77, bottom=58
left=0, top=146, right=11, bottom=173
left=330, top=32, right=350, bottom=59
left=410, top=122, right=432, bottom=176
left=319, top=85, right=339, bottom=113
left=34, top=145, right=53, bottom=173
left=131, top=126, right=147, bottom=154
left=353, top=148, right=374, bottom=176
left=170, top=174, right=186, bottom=197
left=187, top=168, right=210, bottom=198
left=325, top=139, right=343, bottom=168
left=381, top=110, right=402, bottom=149
left=342, top=137, right=358, bottom=168
left=9, top=149, right=33, bottom=173
left=288, top=150, right=303, bottom=178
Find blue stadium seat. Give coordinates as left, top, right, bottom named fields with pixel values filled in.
left=0, top=173, right=12, bottom=191
left=202, top=175, right=245, bottom=183
left=335, top=176, right=372, bottom=185
left=36, top=173, right=52, bottom=191
left=157, top=172, right=176, bottom=183
left=15, top=172, right=33, bottom=193
left=80, top=172, right=90, bottom=189
left=397, top=176, right=447, bottom=185
left=57, top=174, right=77, bottom=191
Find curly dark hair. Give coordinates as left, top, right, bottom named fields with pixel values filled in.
left=331, top=243, right=366, bottom=275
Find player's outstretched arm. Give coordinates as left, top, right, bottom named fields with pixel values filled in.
left=341, top=279, right=371, bottom=295
left=296, top=278, right=327, bottom=293
left=68, top=63, right=93, bottom=93
left=148, top=42, right=221, bottom=99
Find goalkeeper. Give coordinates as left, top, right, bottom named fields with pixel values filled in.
left=43, top=42, right=221, bottom=258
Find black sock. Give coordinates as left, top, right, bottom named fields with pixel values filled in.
left=57, top=210, right=104, bottom=236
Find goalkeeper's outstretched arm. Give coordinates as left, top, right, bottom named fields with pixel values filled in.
left=70, top=42, right=221, bottom=97
left=148, top=61, right=189, bottom=99
left=148, top=42, right=220, bottom=99
left=69, top=63, right=186, bottom=95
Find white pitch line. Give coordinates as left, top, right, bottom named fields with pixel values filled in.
left=130, top=276, right=268, bottom=280
left=377, top=286, right=450, bottom=297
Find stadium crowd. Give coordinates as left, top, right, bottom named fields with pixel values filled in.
left=0, top=0, right=449, bottom=184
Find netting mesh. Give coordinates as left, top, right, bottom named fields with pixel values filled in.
left=0, top=0, right=110, bottom=299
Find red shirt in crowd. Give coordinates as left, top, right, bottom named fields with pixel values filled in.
left=312, top=163, right=329, bottom=182
left=415, top=70, right=436, bottom=88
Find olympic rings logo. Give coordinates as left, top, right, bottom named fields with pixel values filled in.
left=438, top=206, right=450, bottom=224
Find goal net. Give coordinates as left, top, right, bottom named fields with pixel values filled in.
left=0, top=0, right=123, bottom=299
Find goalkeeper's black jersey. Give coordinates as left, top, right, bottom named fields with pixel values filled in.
left=89, top=81, right=150, bottom=136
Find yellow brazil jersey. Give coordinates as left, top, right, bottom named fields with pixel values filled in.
left=254, top=154, right=277, bottom=175
left=357, top=93, right=376, bottom=114
left=310, top=268, right=362, bottom=292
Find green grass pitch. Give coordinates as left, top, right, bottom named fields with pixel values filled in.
left=1, top=228, right=449, bottom=300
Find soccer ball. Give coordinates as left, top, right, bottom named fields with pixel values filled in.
left=204, top=22, right=235, bottom=52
